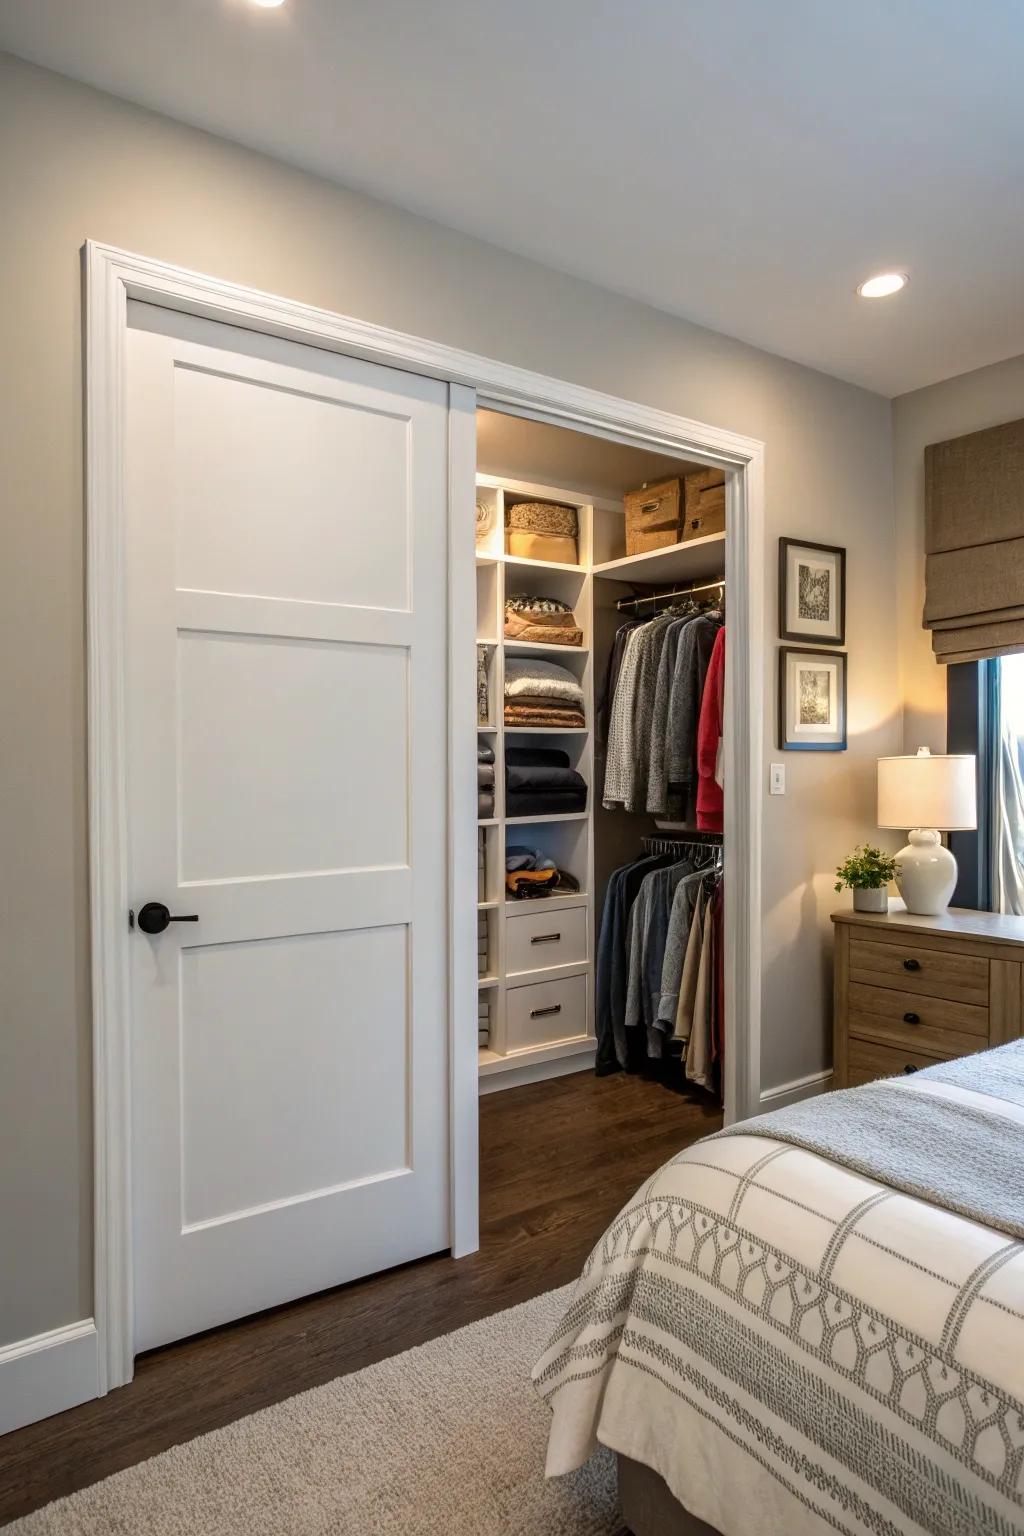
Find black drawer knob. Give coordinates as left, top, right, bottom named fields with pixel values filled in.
left=903, top=1012, right=920, bottom=1024
left=902, top=958, right=920, bottom=971
left=903, top=1064, right=919, bottom=1074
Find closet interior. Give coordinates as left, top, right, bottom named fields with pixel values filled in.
left=474, top=409, right=729, bottom=1101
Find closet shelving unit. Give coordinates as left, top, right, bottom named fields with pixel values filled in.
left=475, top=470, right=726, bottom=1092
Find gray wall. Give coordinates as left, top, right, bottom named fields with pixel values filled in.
left=0, top=52, right=899, bottom=1346
left=894, top=354, right=1024, bottom=752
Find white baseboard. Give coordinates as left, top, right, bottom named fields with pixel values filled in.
left=479, top=1050, right=595, bottom=1095
left=0, top=1318, right=100, bottom=1436
left=759, top=1068, right=833, bottom=1112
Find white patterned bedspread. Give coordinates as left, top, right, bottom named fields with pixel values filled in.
left=532, top=1115, right=1024, bottom=1536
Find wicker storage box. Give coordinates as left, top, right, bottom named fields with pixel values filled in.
left=505, top=500, right=578, bottom=565
left=624, top=478, right=683, bottom=555
left=624, top=470, right=727, bottom=555
left=682, top=467, right=726, bottom=542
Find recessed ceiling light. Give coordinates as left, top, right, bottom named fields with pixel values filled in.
left=857, top=272, right=908, bottom=299
left=250, top=0, right=286, bottom=7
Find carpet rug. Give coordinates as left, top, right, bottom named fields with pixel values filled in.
left=10, top=1286, right=621, bottom=1535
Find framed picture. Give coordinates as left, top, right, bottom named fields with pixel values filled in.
left=778, top=646, right=847, bottom=751
left=779, top=538, right=846, bottom=645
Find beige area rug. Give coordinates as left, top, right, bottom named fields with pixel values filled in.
left=12, top=1287, right=621, bottom=1536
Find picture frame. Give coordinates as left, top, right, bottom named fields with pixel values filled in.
left=778, top=646, right=847, bottom=751
left=779, top=537, right=846, bottom=645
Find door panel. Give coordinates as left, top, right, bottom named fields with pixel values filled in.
left=177, top=631, right=409, bottom=881
left=126, top=306, right=449, bottom=1352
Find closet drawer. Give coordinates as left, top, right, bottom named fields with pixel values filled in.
left=506, top=904, right=588, bottom=976
left=848, top=937, right=989, bottom=1006
left=505, top=974, right=588, bottom=1052
left=848, top=982, right=989, bottom=1059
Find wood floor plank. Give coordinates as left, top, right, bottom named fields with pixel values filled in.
left=0, top=1071, right=719, bottom=1526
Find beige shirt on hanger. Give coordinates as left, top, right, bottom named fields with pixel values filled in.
left=673, top=885, right=705, bottom=1043
left=685, top=894, right=715, bottom=1090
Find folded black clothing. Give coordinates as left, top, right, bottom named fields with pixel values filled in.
left=505, top=745, right=570, bottom=770
left=478, top=763, right=495, bottom=788
left=477, top=742, right=495, bottom=765
left=505, top=765, right=586, bottom=793
left=506, top=787, right=588, bottom=817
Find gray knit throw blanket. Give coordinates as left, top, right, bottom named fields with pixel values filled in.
left=715, top=1041, right=1024, bottom=1240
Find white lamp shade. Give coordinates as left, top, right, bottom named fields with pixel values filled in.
left=877, top=751, right=977, bottom=831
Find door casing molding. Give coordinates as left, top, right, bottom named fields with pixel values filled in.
left=84, top=240, right=765, bottom=1397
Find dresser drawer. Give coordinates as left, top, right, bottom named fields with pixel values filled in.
left=506, top=904, right=587, bottom=977
left=505, top=973, right=587, bottom=1051
left=847, top=1037, right=945, bottom=1086
left=849, top=982, right=989, bottom=1060
left=849, top=937, right=989, bottom=1005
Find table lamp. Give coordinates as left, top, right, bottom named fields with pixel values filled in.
left=876, top=748, right=977, bottom=915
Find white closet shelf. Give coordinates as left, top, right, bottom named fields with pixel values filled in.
left=478, top=974, right=500, bottom=989
left=477, top=724, right=498, bottom=734
left=504, top=726, right=588, bottom=736
left=592, top=531, right=725, bottom=584
left=477, top=636, right=499, bottom=647
left=506, top=811, right=589, bottom=825
left=478, top=817, right=499, bottom=828
left=503, top=640, right=590, bottom=657
left=505, top=891, right=588, bottom=912
left=475, top=553, right=499, bottom=567
left=503, top=553, right=586, bottom=575
left=477, top=899, right=500, bottom=911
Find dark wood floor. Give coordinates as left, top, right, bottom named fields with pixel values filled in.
left=0, top=1070, right=720, bottom=1527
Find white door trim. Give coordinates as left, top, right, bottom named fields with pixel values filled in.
left=84, top=239, right=764, bottom=1399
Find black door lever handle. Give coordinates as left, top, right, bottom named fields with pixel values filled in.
left=136, top=902, right=199, bottom=935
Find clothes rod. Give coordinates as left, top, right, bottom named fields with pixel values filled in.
left=615, top=576, right=724, bottom=612
left=643, top=831, right=723, bottom=851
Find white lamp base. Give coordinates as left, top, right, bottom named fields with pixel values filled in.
left=894, top=829, right=957, bottom=915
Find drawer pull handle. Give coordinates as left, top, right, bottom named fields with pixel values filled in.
left=530, top=1003, right=562, bottom=1019
left=903, top=1012, right=920, bottom=1024
left=902, top=958, right=920, bottom=971
left=903, top=1064, right=918, bottom=1074
left=531, top=933, right=561, bottom=944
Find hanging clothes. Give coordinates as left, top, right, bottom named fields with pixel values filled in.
left=696, top=627, right=725, bottom=833
left=595, top=840, right=723, bottom=1098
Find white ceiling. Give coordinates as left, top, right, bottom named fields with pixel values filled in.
left=3, top=0, right=1024, bottom=397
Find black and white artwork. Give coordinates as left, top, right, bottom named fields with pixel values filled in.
left=779, top=647, right=847, bottom=751
left=780, top=538, right=845, bottom=644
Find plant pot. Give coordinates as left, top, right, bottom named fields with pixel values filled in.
left=853, top=887, right=889, bottom=914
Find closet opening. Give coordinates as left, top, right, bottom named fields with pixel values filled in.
left=474, top=406, right=730, bottom=1125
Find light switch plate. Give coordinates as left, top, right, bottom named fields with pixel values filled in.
left=769, top=762, right=786, bottom=795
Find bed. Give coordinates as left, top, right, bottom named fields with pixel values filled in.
left=533, top=1042, right=1024, bottom=1536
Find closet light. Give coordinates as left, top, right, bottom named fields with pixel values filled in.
left=250, top=0, right=286, bottom=7
left=857, top=272, right=908, bottom=299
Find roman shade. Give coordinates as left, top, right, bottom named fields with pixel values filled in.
left=924, top=416, right=1024, bottom=664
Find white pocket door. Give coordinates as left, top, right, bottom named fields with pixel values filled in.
left=125, top=306, right=450, bottom=1352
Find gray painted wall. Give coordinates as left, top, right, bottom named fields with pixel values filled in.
left=0, top=52, right=899, bottom=1346
left=894, top=353, right=1024, bottom=753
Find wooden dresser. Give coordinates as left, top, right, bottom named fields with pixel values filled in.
left=832, top=901, right=1024, bottom=1088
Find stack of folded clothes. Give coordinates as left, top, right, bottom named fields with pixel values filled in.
left=504, top=593, right=583, bottom=647
left=505, top=746, right=588, bottom=819
left=506, top=844, right=582, bottom=900
left=478, top=740, right=495, bottom=819
left=504, top=657, right=585, bottom=729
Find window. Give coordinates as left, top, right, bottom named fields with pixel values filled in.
left=947, top=656, right=1024, bottom=914
left=994, top=654, right=1024, bottom=915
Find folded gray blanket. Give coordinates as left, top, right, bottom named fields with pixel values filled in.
left=717, top=1040, right=1024, bottom=1240
left=477, top=742, right=495, bottom=765
left=477, top=763, right=495, bottom=787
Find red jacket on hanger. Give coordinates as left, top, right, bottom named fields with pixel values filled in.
left=695, top=627, right=724, bottom=833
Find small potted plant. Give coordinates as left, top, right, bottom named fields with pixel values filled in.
left=834, top=844, right=896, bottom=913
